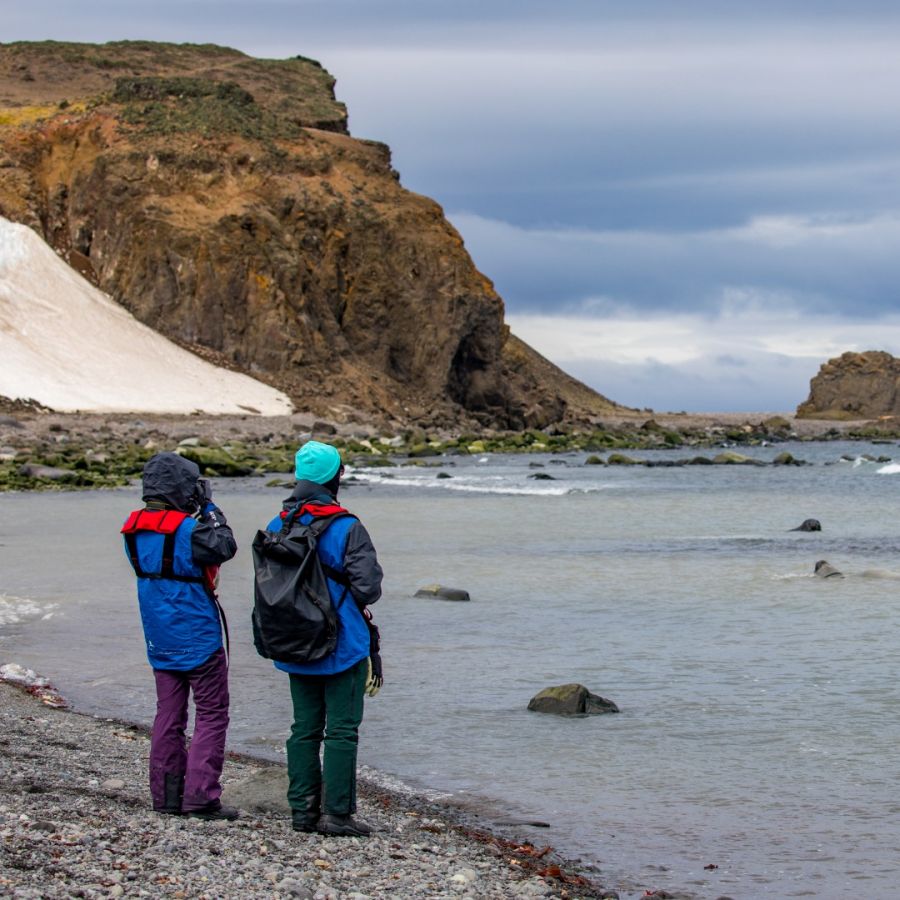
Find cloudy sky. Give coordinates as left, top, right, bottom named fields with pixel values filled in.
left=7, top=1, right=900, bottom=411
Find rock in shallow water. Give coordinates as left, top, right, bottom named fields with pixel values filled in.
left=414, top=584, right=471, bottom=602
left=527, top=683, right=619, bottom=717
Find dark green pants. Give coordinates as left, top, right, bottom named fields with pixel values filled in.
left=286, top=658, right=367, bottom=817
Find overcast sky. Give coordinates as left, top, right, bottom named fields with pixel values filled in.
left=7, top=1, right=900, bottom=411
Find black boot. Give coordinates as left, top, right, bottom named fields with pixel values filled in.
left=155, top=774, right=184, bottom=816
left=291, top=793, right=321, bottom=833
left=186, top=802, right=240, bottom=821
left=318, top=813, right=372, bottom=837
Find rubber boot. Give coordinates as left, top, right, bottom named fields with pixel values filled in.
left=291, top=793, right=321, bottom=833
left=156, top=773, right=184, bottom=816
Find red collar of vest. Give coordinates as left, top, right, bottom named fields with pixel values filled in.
left=121, top=508, right=191, bottom=534
left=280, top=501, right=348, bottom=520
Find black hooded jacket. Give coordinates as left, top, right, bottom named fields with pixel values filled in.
left=280, top=480, right=382, bottom=607
left=141, top=452, right=237, bottom=566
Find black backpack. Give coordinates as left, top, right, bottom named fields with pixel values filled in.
left=251, top=506, right=352, bottom=665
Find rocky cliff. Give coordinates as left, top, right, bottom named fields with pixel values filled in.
left=0, top=40, right=620, bottom=429
left=796, top=350, right=900, bottom=419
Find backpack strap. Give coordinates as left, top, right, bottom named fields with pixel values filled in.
left=123, top=507, right=231, bottom=661
left=121, top=508, right=208, bottom=586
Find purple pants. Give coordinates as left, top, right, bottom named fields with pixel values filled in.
left=150, top=648, right=230, bottom=812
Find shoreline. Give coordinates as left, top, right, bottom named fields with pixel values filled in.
left=0, top=408, right=893, bottom=493
left=0, top=679, right=650, bottom=900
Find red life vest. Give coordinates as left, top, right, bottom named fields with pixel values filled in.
left=121, top=508, right=219, bottom=595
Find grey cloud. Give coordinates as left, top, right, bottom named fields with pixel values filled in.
left=561, top=354, right=819, bottom=414
left=450, top=211, right=900, bottom=318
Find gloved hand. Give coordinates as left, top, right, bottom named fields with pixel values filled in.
left=201, top=502, right=228, bottom=527
left=365, top=657, right=383, bottom=697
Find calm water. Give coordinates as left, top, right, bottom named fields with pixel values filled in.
left=2, top=441, right=900, bottom=898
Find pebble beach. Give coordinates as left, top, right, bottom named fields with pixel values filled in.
left=0, top=682, right=632, bottom=900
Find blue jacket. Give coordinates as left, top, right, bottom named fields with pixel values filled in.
left=123, top=453, right=238, bottom=671
left=269, top=481, right=382, bottom=676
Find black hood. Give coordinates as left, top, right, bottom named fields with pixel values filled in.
left=142, top=452, right=201, bottom=512
left=281, top=480, right=335, bottom=511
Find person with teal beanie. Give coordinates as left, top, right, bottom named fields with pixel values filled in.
left=264, top=440, right=383, bottom=836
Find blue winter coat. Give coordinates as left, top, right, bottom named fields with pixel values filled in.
left=269, top=481, right=382, bottom=676
left=127, top=515, right=223, bottom=671
left=124, top=452, right=238, bottom=671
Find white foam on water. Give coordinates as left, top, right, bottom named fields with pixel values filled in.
left=347, top=469, right=606, bottom=496
left=0, top=594, right=57, bottom=627
left=358, top=764, right=453, bottom=802
left=877, top=463, right=900, bottom=474
left=0, top=662, right=49, bottom=687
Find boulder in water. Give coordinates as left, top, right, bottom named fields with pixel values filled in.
left=712, top=450, right=763, bottom=465
left=814, top=560, right=843, bottom=578
left=772, top=451, right=805, bottom=466
left=527, top=683, right=619, bottom=717
left=414, top=584, right=471, bottom=602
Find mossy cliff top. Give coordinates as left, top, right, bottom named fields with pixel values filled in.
left=0, top=40, right=347, bottom=133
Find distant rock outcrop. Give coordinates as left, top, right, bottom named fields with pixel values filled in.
left=0, top=41, right=621, bottom=429
left=797, top=351, right=900, bottom=420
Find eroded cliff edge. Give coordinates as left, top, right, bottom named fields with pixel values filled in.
left=797, top=350, right=900, bottom=420
left=0, top=40, right=620, bottom=429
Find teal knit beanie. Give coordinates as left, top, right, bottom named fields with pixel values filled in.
left=294, top=440, right=342, bottom=484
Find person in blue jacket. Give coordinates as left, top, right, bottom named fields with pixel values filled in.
left=122, top=452, right=239, bottom=820
left=266, top=440, right=383, bottom=836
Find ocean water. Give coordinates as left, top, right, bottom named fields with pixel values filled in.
left=2, top=440, right=900, bottom=898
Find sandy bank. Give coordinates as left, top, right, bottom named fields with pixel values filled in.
left=0, top=682, right=644, bottom=900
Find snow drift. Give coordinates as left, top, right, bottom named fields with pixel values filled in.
left=0, top=217, right=293, bottom=415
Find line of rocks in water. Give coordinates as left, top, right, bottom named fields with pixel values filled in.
left=0, top=411, right=897, bottom=491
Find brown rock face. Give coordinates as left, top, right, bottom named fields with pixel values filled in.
left=0, top=40, right=619, bottom=428
left=796, top=350, right=900, bottom=419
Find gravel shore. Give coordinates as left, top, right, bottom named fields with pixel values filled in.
left=0, top=682, right=633, bottom=900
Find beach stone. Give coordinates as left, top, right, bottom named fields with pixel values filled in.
left=101, top=778, right=125, bottom=790
left=17, top=463, right=72, bottom=480
left=584, top=455, right=605, bottom=465
left=414, top=584, right=471, bottom=602
left=791, top=518, right=822, bottom=532
left=450, top=868, right=478, bottom=885
left=277, top=878, right=314, bottom=898
left=222, top=767, right=290, bottom=813
left=527, top=684, right=619, bottom=717
left=0, top=415, right=25, bottom=428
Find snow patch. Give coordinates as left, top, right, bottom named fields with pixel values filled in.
left=0, top=217, right=294, bottom=415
